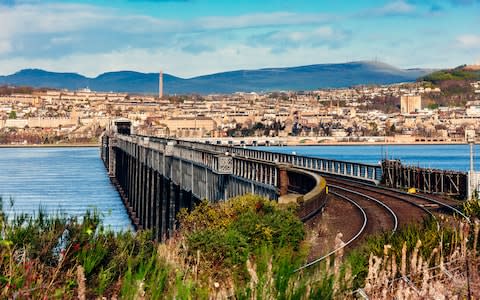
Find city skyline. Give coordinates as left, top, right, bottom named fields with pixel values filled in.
left=0, top=0, right=479, bottom=77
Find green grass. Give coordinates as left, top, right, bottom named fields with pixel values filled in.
left=1, top=194, right=478, bottom=298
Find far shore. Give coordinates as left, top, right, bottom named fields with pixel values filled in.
left=0, top=143, right=100, bottom=148
left=281, top=141, right=469, bottom=147
left=0, top=140, right=473, bottom=148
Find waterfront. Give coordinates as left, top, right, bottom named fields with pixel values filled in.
left=263, top=144, right=480, bottom=172
left=0, top=147, right=132, bottom=231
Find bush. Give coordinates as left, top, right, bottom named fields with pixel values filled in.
left=179, top=195, right=306, bottom=283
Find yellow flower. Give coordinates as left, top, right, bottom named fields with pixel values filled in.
left=0, top=240, right=13, bottom=247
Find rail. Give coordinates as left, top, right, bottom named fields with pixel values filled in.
left=329, top=184, right=399, bottom=233
left=295, top=191, right=368, bottom=272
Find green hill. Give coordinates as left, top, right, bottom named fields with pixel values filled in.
left=421, top=65, right=480, bottom=84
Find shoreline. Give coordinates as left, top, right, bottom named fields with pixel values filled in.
left=279, top=141, right=469, bottom=147
left=0, top=143, right=100, bottom=148
left=0, top=141, right=472, bottom=148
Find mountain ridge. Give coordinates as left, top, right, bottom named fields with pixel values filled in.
left=0, top=61, right=434, bottom=94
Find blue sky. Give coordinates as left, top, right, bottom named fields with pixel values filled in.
left=0, top=0, right=479, bottom=77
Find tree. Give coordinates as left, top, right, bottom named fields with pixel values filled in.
left=8, top=111, right=16, bottom=119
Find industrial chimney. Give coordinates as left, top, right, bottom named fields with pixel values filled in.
left=159, top=70, right=163, bottom=99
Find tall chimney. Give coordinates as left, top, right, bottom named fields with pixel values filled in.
left=159, top=70, right=163, bottom=99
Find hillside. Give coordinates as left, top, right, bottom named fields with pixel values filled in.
left=420, top=65, right=480, bottom=84
left=0, top=61, right=432, bottom=94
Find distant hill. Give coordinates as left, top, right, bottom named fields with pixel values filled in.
left=0, top=61, right=432, bottom=94
left=420, top=65, right=480, bottom=84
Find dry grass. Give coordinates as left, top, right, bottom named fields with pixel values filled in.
left=361, top=219, right=480, bottom=299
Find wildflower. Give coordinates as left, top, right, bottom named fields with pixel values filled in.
left=0, top=240, right=13, bottom=247
left=73, top=243, right=81, bottom=252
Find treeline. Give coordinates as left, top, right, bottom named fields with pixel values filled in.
left=421, top=66, right=480, bottom=84
left=0, top=85, right=54, bottom=95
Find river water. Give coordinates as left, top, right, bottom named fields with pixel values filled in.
left=0, top=147, right=132, bottom=232
left=0, top=145, right=479, bottom=231
left=262, top=144, right=480, bottom=172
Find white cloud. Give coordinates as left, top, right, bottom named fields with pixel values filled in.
left=196, top=12, right=333, bottom=30
left=457, top=34, right=480, bottom=48
left=0, top=3, right=333, bottom=38
left=0, top=39, right=12, bottom=55
left=0, top=45, right=347, bottom=77
left=359, top=0, right=416, bottom=17
left=249, top=26, right=350, bottom=52
left=0, top=2, right=339, bottom=64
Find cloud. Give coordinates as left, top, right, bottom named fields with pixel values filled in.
left=249, top=26, right=350, bottom=53
left=410, top=0, right=479, bottom=7
left=0, top=2, right=339, bottom=61
left=359, top=0, right=417, bottom=17
left=181, top=42, right=215, bottom=54
left=196, top=12, right=333, bottom=31
left=0, top=45, right=344, bottom=78
left=0, top=39, right=12, bottom=55
left=457, top=34, right=480, bottom=48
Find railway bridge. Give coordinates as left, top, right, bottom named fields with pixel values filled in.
left=101, top=120, right=470, bottom=241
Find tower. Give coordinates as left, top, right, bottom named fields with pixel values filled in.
left=159, top=70, right=163, bottom=99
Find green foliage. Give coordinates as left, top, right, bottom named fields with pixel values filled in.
left=179, top=195, right=305, bottom=282
left=8, top=111, right=16, bottom=119
left=360, top=217, right=447, bottom=259
left=0, top=194, right=308, bottom=298
left=422, top=68, right=480, bottom=83
left=0, top=205, right=179, bottom=298
left=463, top=196, right=480, bottom=218
left=5, top=193, right=473, bottom=298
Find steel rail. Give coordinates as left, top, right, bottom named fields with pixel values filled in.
left=325, top=176, right=470, bottom=223
left=329, top=184, right=399, bottom=233
left=294, top=191, right=368, bottom=272
left=326, top=177, right=437, bottom=221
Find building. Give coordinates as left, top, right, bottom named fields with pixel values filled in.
left=161, top=117, right=217, bottom=137
left=400, top=95, right=421, bottom=114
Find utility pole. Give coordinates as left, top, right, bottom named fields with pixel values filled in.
left=466, top=129, right=476, bottom=199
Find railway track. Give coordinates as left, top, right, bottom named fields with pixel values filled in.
left=296, top=191, right=367, bottom=271
left=298, top=184, right=400, bottom=270
left=325, top=176, right=469, bottom=223
left=300, top=174, right=468, bottom=270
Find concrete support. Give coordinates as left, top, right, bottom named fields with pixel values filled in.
left=278, top=164, right=290, bottom=196
left=154, top=171, right=161, bottom=240
left=161, top=177, right=168, bottom=241
left=169, top=181, right=176, bottom=236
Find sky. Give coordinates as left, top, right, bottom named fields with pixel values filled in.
left=0, top=0, right=479, bottom=78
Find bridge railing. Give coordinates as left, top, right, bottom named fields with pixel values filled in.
left=114, top=134, right=281, bottom=200
left=283, top=167, right=328, bottom=221
left=169, top=137, right=383, bottom=183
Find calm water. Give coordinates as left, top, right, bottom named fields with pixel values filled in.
left=0, top=145, right=479, bottom=230
left=0, top=147, right=132, bottom=232
left=263, top=144, right=480, bottom=172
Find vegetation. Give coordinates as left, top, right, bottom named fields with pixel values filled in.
left=421, top=66, right=480, bottom=84
left=8, top=110, right=16, bottom=119
left=0, top=195, right=317, bottom=299
left=1, top=193, right=480, bottom=298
